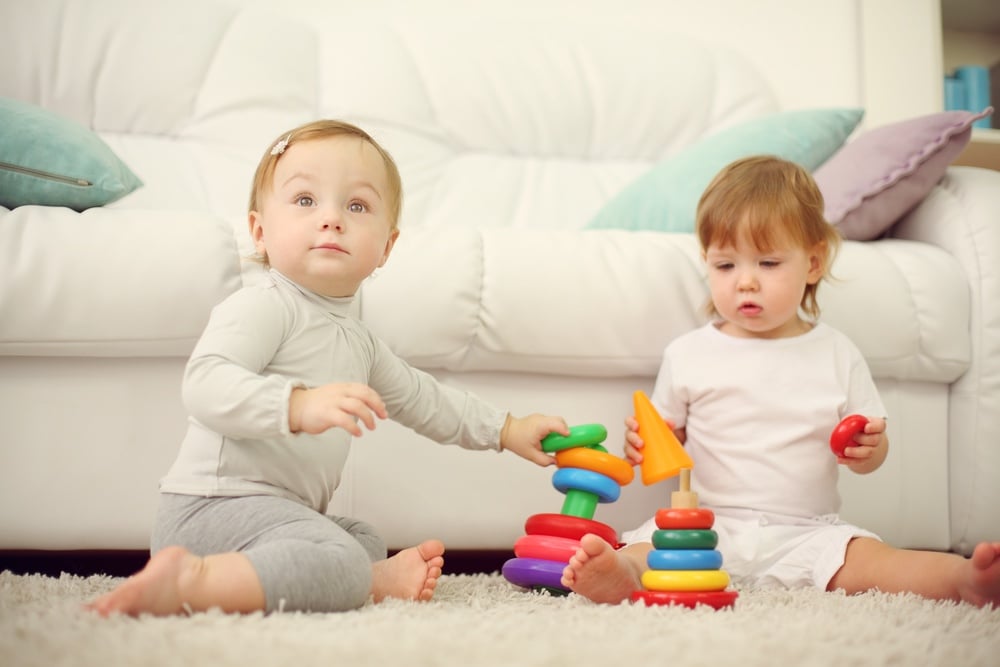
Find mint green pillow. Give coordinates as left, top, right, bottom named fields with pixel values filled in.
left=586, top=108, right=864, bottom=232
left=0, top=97, right=142, bottom=211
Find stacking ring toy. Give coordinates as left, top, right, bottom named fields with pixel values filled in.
left=501, top=557, right=566, bottom=589
left=525, top=513, right=618, bottom=546
left=561, top=490, right=599, bottom=519
left=651, top=529, right=718, bottom=550
left=514, top=534, right=581, bottom=562
left=555, top=447, right=635, bottom=485
left=646, top=549, right=723, bottom=571
left=641, top=569, right=730, bottom=592
left=631, top=589, right=738, bottom=610
left=541, top=424, right=608, bottom=453
left=552, top=468, right=620, bottom=503
left=655, top=507, right=714, bottom=530
left=830, top=414, right=869, bottom=457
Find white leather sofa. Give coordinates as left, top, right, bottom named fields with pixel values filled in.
left=1, top=0, right=997, bottom=560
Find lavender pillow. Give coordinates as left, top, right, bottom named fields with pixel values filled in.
left=815, top=107, right=993, bottom=241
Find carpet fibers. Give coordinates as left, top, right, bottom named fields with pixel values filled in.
left=2, top=570, right=998, bottom=666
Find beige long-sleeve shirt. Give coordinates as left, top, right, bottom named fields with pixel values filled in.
left=159, top=269, right=505, bottom=514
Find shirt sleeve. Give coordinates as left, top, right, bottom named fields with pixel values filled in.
left=182, top=288, right=304, bottom=439
left=366, top=335, right=505, bottom=450
left=846, top=344, right=887, bottom=420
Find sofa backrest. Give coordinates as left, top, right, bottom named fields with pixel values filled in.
left=1, top=0, right=941, bottom=235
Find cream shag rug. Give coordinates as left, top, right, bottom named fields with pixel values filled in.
left=2, top=569, right=998, bottom=667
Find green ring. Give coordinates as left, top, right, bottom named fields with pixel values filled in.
left=541, top=424, right=608, bottom=453
left=651, top=529, right=719, bottom=550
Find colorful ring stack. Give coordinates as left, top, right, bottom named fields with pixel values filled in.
left=502, top=424, right=634, bottom=594
left=630, top=507, right=738, bottom=609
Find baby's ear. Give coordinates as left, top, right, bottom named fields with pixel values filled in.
left=806, top=242, right=827, bottom=284
left=248, top=211, right=267, bottom=256
left=379, top=228, right=400, bottom=267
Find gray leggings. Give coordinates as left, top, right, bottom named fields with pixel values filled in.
left=152, top=493, right=387, bottom=613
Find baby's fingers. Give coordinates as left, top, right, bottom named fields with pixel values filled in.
left=343, top=383, right=387, bottom=420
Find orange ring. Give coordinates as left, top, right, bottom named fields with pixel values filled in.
left=555, top=447, right=635, bottom=485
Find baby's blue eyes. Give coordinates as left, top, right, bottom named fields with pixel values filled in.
left=293, top=196, right=368, bottom=213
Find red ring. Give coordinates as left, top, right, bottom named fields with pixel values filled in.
left=630, top=589, right=738, bottom=610
left=525, top=513, right=617, bottom=546
left=655, top=507, right=715, bottom=530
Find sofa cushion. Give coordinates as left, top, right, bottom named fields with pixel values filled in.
left=815, top=107, right=993, bottom=241
left=584, top=108, right=863, bottom=233
left=0, top=97, right=143, bottom=211
left=0, top=206, right=242, bottom=356
left=360, top=227, right=970, bottom=385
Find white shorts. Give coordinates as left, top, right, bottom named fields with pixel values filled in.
left=621, top=507, right=880, bottom=591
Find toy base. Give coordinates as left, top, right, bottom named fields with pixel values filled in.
left=630, top=589, right=738, bottom=610
left=502, top=557, right=566, bottom=590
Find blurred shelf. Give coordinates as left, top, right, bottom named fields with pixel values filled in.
left=954, top=128, right=1000, bottom=170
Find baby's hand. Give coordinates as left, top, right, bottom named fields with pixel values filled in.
left=623, top=415, right=644, bottom=466
left=500, top=414, right=569, bottom=467
left=837, top=416, right=888, bottom=473
left=289, top=383, right=387, bottom=436
left=622, top=414, right=684, bottom=466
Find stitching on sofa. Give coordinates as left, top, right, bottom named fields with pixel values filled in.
left=460, top=230, right=488, bottom=366
left=936, top=172, right=988, bottom=549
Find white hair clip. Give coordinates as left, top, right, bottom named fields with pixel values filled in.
left=270, top=135, right=290, bottom=156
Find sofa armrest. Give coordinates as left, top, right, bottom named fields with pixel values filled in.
left=890, top=165, right=1000, bottom=553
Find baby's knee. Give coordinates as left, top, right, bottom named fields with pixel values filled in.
left=255, top=538, right=374, bottom=612
left=333, top=516, right=387, bottom=562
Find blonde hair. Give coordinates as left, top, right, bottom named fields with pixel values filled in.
left=248, top=119, right=403, bottom=231
left=695, top=155, right=841, bottom=319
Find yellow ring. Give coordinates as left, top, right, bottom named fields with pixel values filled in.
left=641, top=569, right=730, bottom=592
left=555, top=447, right=635, bottom=485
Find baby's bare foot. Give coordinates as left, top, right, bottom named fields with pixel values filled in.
left=561, top=533, right=645, bottom=604
left=371, top=539, right=445, bottom=603
left=960, top=542, right=1000, bottom=608
left=85, top=546, right=199, bottom=617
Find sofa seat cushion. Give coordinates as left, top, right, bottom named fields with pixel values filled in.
left=0, top=206, right=242, bottom=356
left=360, top=227, right=971, bottom=384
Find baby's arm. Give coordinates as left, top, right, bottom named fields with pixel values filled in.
left=499, top=414, right=569, bottom=467
left=839, top=416, right=889, bottom=475
left=289, top=383, right=388, bottom=437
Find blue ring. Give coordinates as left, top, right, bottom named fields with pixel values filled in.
left=502, top=557, right=567, bottom=590
left=646, top=549, right=723, bottom=571
left=552, top=467, right=620, bottom=503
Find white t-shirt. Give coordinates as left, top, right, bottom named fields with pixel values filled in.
left=160, top=269, right=505, bottom=514
left=651, top=321, right=885, bottom=518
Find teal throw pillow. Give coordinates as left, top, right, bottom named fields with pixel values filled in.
left=0, top=97, right=142, bottom=211
left=586, top=108, right=864, bottom=232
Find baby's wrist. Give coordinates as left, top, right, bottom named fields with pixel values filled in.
left=499, top=413, right=513, bottom=451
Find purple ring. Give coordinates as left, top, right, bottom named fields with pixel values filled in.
left=502, top=557, right=567, bottom=590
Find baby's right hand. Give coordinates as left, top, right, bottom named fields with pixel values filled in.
left=622, top=414, right=684, bottom=466
left=623, top=415, right=644, bottom=466
left=289, top=383, right=387, bottom=436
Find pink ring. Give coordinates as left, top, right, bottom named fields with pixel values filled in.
left=514, top=533, right=581, bottom=562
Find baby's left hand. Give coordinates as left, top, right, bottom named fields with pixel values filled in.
left=837, top=416, right=888, bottom=474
